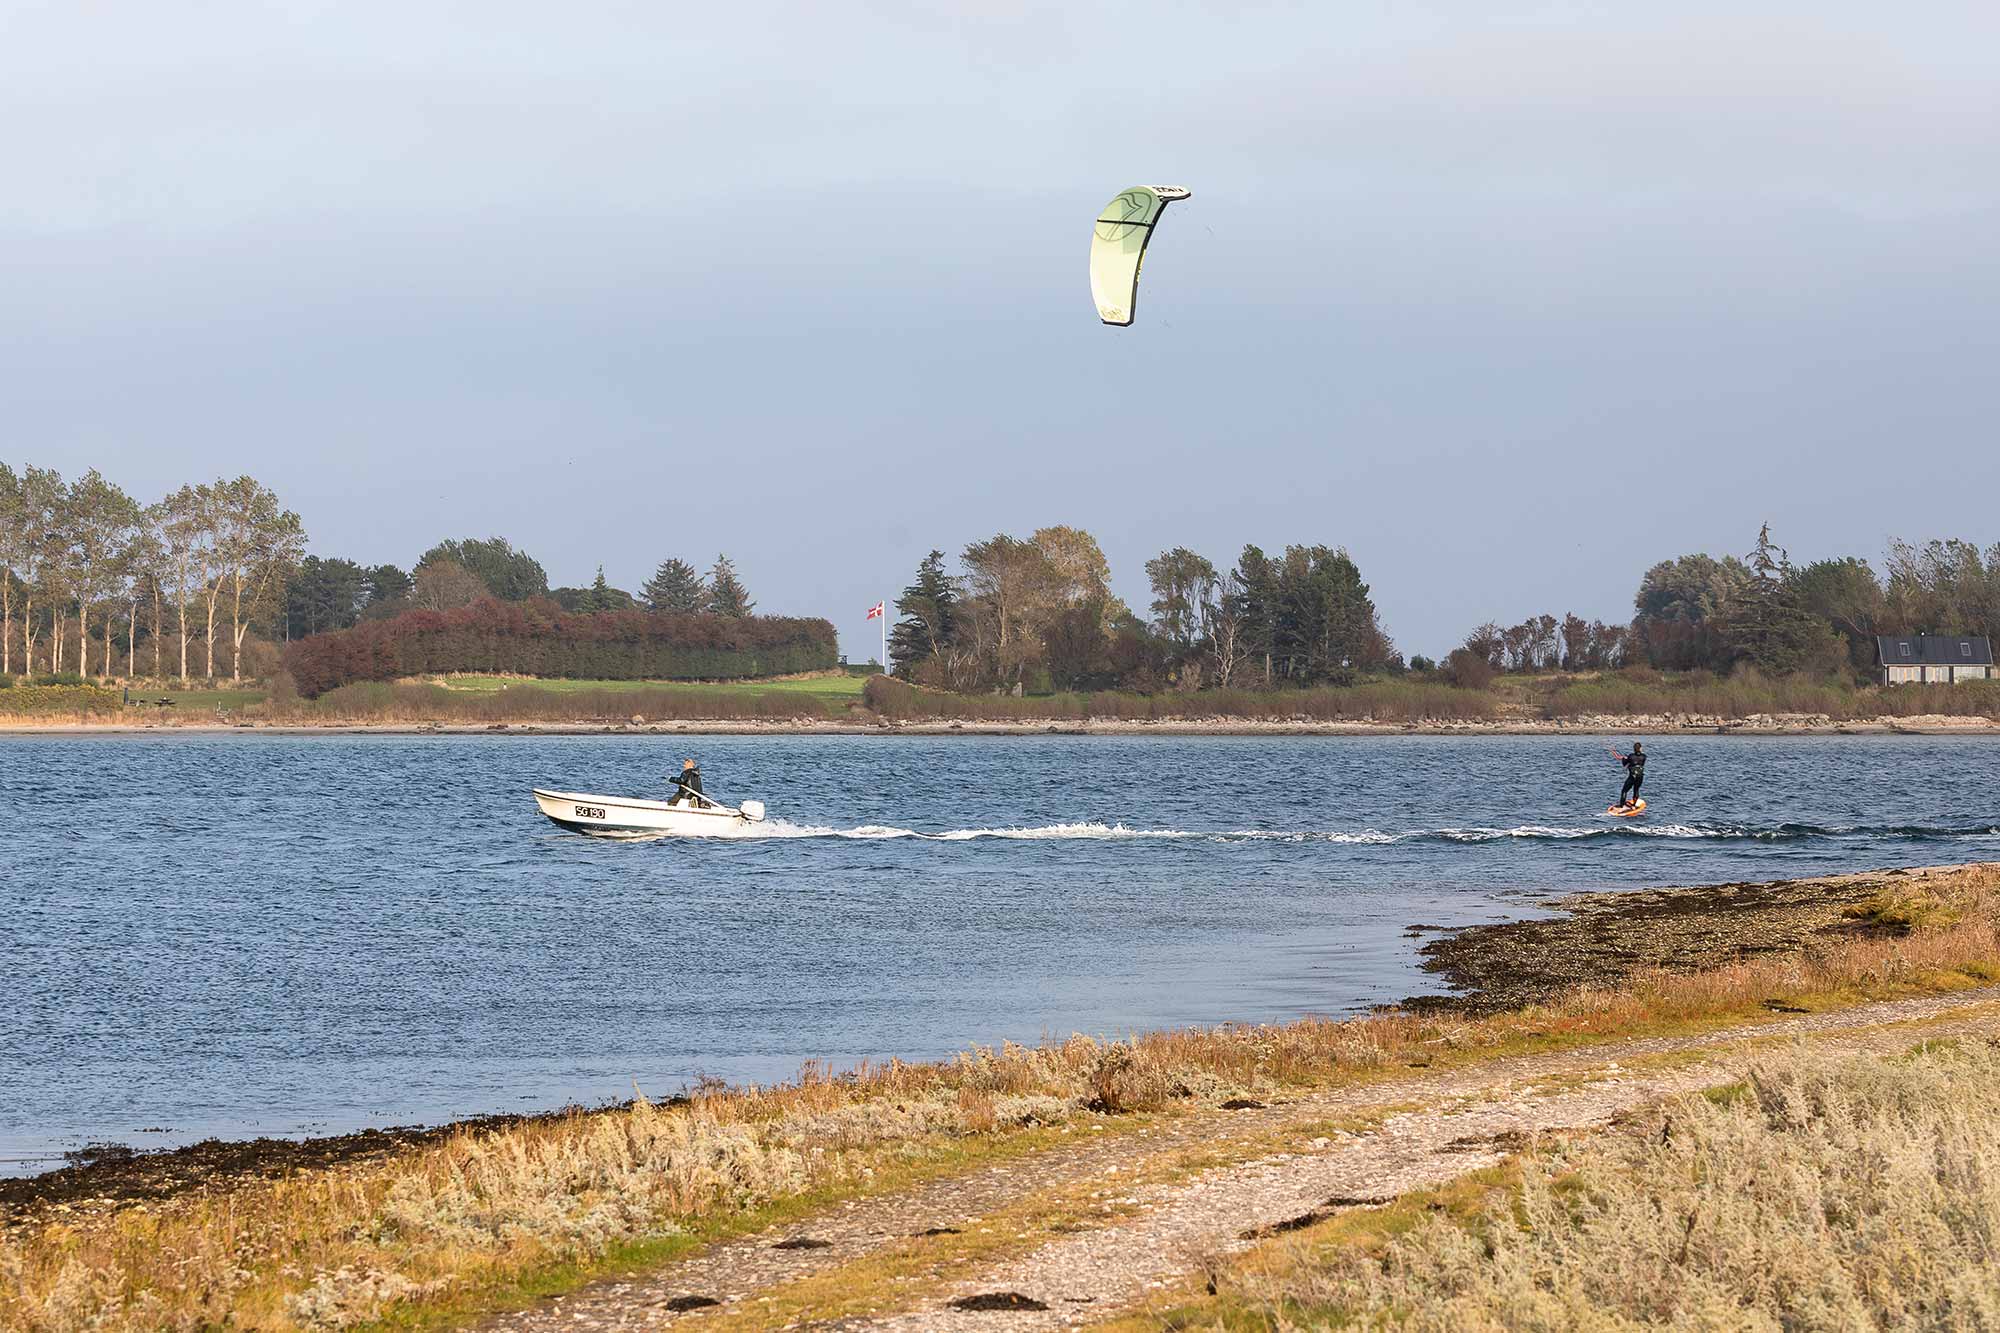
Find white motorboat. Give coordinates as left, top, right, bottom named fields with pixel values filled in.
left=532, top=788, right=768, bottom=839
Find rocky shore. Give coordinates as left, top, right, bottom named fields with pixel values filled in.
left=3, top=712, right=1998, bottom=737
left=1411, top=862, right=1972, bottom=1012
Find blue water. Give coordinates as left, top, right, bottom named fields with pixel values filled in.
left=4, top=732, right=1997, bottom=1172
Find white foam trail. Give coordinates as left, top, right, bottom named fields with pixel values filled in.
left=702, top=819, right=1860, bottom=845
left=733, top=821, right=1403, bottom=843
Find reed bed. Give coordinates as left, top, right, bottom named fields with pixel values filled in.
left=5, top=865, right=1996, bottom=1332
left=861, top=677, right=1498, bottom=723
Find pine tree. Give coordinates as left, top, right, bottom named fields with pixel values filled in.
left=587, top=565, right=613, bottom=612
left=642, top=557, right=706, bottom=613
left=889, top=550, right=960, bottom=675
left=707, top=555, right=754, bottom=618
left=1727, top=523, right=1822, bottom=673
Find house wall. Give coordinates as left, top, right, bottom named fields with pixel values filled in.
left=1881, top=663, right=1993, bottom=684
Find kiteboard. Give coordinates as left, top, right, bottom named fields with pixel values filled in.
left=1605, top=799, right=1647, bottom=818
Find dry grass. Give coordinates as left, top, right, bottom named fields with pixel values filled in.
left=1199, top=1039, right=2000, bottom=1330
left=1841, top=885, right=1967, bottom=933
left=5, top=865, right=1998, bottom=1332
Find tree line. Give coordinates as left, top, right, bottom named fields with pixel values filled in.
left=888, top=530, right=1394, bottom=693
left=285, top=542, right=756, bottom=638
left=0, top=465, right=303, bottom=683
left=1446, top=524, right=2000, bottom=685
left=2, top=461, right=767, bottom=686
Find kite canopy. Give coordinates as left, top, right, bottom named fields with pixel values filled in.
left=1089, top=185, right=1191, bottom=326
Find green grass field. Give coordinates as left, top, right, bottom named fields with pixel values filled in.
left=126, top=687, right=268, bottom=713
left=424, top=672, right=871, bottom=705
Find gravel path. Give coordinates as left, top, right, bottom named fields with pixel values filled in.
left=477, top=989, right=2000, bottom=1332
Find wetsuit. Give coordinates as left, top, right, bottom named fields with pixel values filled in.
left=671, top=768, right=704, bottom=806
left=1619, top=750, right=1645, bottom=806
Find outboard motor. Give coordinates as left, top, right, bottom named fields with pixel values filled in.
left=738, top=800, right=766, bottom=823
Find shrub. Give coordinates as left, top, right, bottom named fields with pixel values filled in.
left=282, top=598, right=838, bottom=697
left=0, top=683, right=122, bottom=716
left=1438, top=647, right=1494, bottom=690
left=268, top=681, right=828, bottom=723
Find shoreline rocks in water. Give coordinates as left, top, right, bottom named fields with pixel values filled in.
left=1408, top=863, right=1963, bottom=1014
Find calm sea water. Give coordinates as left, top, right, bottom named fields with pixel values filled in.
left=4, top=732, right=1997, bottom=1172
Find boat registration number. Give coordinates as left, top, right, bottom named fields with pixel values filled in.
left=574, top=804, right=607, bottom=819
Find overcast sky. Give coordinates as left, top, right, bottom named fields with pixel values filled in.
left=6, top=1, right=1997, bottom=659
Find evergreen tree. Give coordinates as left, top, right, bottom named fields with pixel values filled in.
left=1726, top=523, right=1823, bottom=673
left=418, top=536, right=548, bottom=601
left=363, top=563, right=413, bottom=613
left=285, top=555, right=369, bottom=637
left=642, top=557, right=707, bottom=613
left=888, top=550, right=961, bottom=675
left=707, top=555, right=754, bottom=617
left=1233, top=544, right=1280, bottom=685
left=565, top=566, right=636, bottom=612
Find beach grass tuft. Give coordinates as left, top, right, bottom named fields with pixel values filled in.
left=1162, top=1039, right=2000, bottom=1330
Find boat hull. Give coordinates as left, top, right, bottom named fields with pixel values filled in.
left=533, top=788, right=763, bottom=839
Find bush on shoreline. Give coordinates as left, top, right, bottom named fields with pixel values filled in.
left=264, top=680, right=832, bottom=723
left=0, top=681, right=123, bottom=717
left=281, top=598, right=838, bottom=697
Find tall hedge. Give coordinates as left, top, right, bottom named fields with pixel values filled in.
left=282, top=598, right=837, bottom=696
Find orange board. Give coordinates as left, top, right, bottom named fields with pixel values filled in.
left=1605, top=798, right=1647, bottom=818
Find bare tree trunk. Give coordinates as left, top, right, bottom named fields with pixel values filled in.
left=230, top=574, right=245, bottom=682
left=177, top=600, right=190, bottom=686
left=77, top=604, right=90, bottom=678
left=104, top=620, right=113, bottom=677
left=203, top=593, right=219, bottom=680
left=126, top=600, right=138, bottom=677
left=51, top=615, right=63, bottom=676
left=22, top=599, right=36, bottom=676
left=152, top=591, right=163, bottom=680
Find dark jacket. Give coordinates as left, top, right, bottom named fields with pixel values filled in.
left=1622, top=751, right=1646, bottom=776
left=673, top=768, right=704, bottom=797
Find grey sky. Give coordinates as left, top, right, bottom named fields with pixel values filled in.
left=7, top=1, right=1997, bottom=660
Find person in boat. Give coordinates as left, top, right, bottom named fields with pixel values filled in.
left=1613, top=741, right=1645, bottom=809
left=669, top=757, right=705, bottom=807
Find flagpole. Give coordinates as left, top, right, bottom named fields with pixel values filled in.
left=880, top=595, right=888, bottom=674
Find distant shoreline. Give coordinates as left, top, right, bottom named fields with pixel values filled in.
left=3, top=714, right=1998, bottom=737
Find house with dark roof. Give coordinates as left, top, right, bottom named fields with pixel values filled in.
left=1875, top=635, right=1995, bottom=685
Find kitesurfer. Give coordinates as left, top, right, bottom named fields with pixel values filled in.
left=670, top=757, right=704, bottom=807
left=1613, top=742, right=1645, bottom=810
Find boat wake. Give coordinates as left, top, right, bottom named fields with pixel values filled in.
left=721, top=819, right=2000, bottom=846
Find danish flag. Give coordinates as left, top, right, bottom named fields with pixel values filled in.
left=866, top=601, right=885, bottom=620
